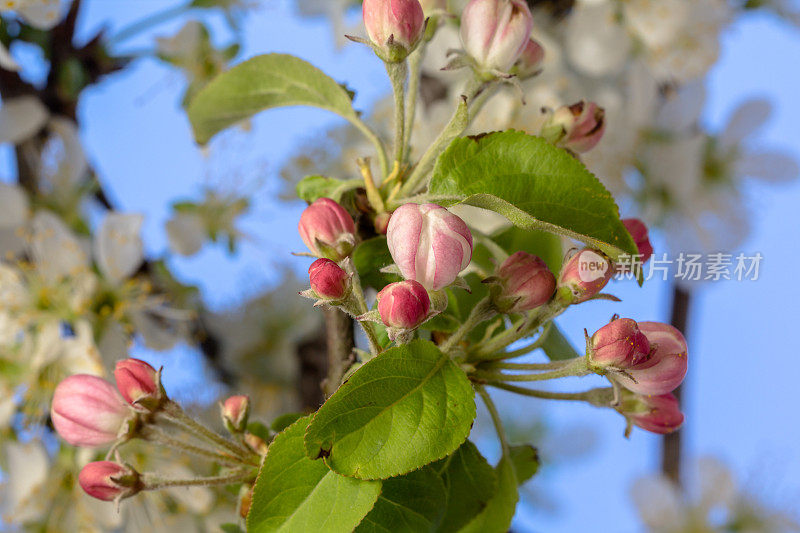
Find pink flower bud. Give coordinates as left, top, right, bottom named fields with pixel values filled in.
left=386, top=203, right=473, bottom=291
left=513, top=38, right=545, bottom=77
left=622, top=218, right=653, bottom=264
left=308, top=258, right=350, bottom=301
left=221, top=395, right=250, bottom=433
left=298, top=198, right=357, bottom=261
left=79, top=461, right=141, bottom=501
left=493, top=251, right=555, bottom=312
left=51, top=375, right=131, bottom=447
left=377, top=280, right=430, bottom=330
left=589, top=318, right=650, bottom=368
left=363, top=0, right=425, bottom=62
left=617, top=392, right=684, bottom=435
left=460, top=0, right=534, bottom=73
left=615, top=322, right=688, bottom=396
left=557, top=249, right=613, bottom=304
left=114, top=358, right=164, bottom=411
left=542, top=101, right=606, bottom=153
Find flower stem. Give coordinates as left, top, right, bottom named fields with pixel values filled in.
left=471, top=299, right=567, bottom=360
left=162, top=401, right=254, bottom=461
left=397, top=77, right=483, bottom=199
left=488, top=383, right=614, bottom=405
left=143, top=470, right=256, bottom=491
left=343, top=259, right=381, bottom=355
left=440, top=297, right=495, bottom=354
left=473, top=357, right=589, bottom=382
left=142, top=426, right=256, bottom=467
left=483, top=358, right=581, bottom=371
left=403, top=43, right=425, bottom=161
left=475, top=385, right=509, bottom=454
left=386, top=61, right=408, bottom=167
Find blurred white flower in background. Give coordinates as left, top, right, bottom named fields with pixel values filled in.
left=631, top=457, right=800, bottom=532
left=0, top=0, right=64, bottom=30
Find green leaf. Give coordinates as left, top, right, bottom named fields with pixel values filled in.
left=509, top=444, right=540, bottom=485
left=540, top=322, right=580, bottom=361
left=248, top=416, right=381, bottom=533
left=187, top=54, right=362, bottom=145
left=296, top=175, right=362, bottom=204
left=457, top=455, right=519, bottom=533
left=428, top=131, right=637, bottom=260
left=220, top=524, right=244, bottom=533
left=304, top=340, right=476, bottom=480
left=354, top=467, right=447, bottom=533
left=432, top=440, right=497, bottom=533
left=352, top=236, right=401, bottom=290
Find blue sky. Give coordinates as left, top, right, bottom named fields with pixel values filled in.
left=28, top=1, right=800, bottom=530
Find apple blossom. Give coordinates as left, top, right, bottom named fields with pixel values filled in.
left=557, top=248, right=613, bottom=304
left=298, top=198, right=357, bottom=261
left=589, top=317, right=651, bottom=369
left=308, top=258, right=350, bottom=301
left=114, top=358, right=164, bottom=411
left=623, top=218, right=654, bottom=264
left=51, top=375, right=131, bottom=447
left=541, top=101, right=606, bottom=153
left=614, top=322, right=688, bottom=395
left=460, top=0, right=534, bottom=73
left=78, top=461, right=141, bottom=501
left=362, top=0, right=425, bottom=62
left=513, top=38, right=545, bottom=78
left=377, top=280, right=430, bottom=330
left=386, top=203, right=473, bottom=291
left=492, top=251, right=555, bottom=313
left=617, top=391, right=684, bottom=435
left=221, top=395, right=250, bottom=433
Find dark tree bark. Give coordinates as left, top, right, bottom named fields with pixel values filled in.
left=662, top=285, right=691, bottom=485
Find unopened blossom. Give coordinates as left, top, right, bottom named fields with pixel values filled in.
left=492, top=251, right=555, bottom=313
left=377, top=280, right=430, bottom=330
left=221, top=395, right=250, bottom=433
left=78, top=461, right=141, bottom=502
left=622, top=218, right=653, bottom=264
left=114, top=358, right=164, bottom=411
left=308, top=258, right=350, bottom=301
left=589, top=317, right=651, bottom=369
left=557, top=248, right=613, bottom=304
left=460, top=0, right=534, bottom=73
left=617, top=391, right=684, bottom=435
left=512, top=38, right=545, bottom=78
left=386, top=203, right=472, bottom=291
left=51, top=374, right=131, bottom=447
left=362, top=0, right=425, bottom=62
left=298, top=198, right=357, bottom=261
left=614, top=322, right=688, bottom=395
left=541, top=101, right=606, bottom=153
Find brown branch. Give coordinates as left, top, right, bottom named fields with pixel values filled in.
left=662, top=285, right=691, bottom=485
left=321, top=308, right=355, bottom=399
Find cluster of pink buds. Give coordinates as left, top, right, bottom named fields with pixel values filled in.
left=52, top=360, right=260, bottom=503
left=362, top=0, right=426, bottom=63
left=587, top=317, right=688, bottom=433
left=541, top=101, right=606, bottom=153
left=386, top=203, right=473, bottom=291
left=488, top=251, right=556, bottom=313
left=460, top=0, right=534, bottom=75
left=298, top=198, right=357, bottom=262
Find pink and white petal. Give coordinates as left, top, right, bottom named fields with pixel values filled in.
left=719, top=99, right=771, bottom=150
left=95, top=212, right=145, bottom=283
